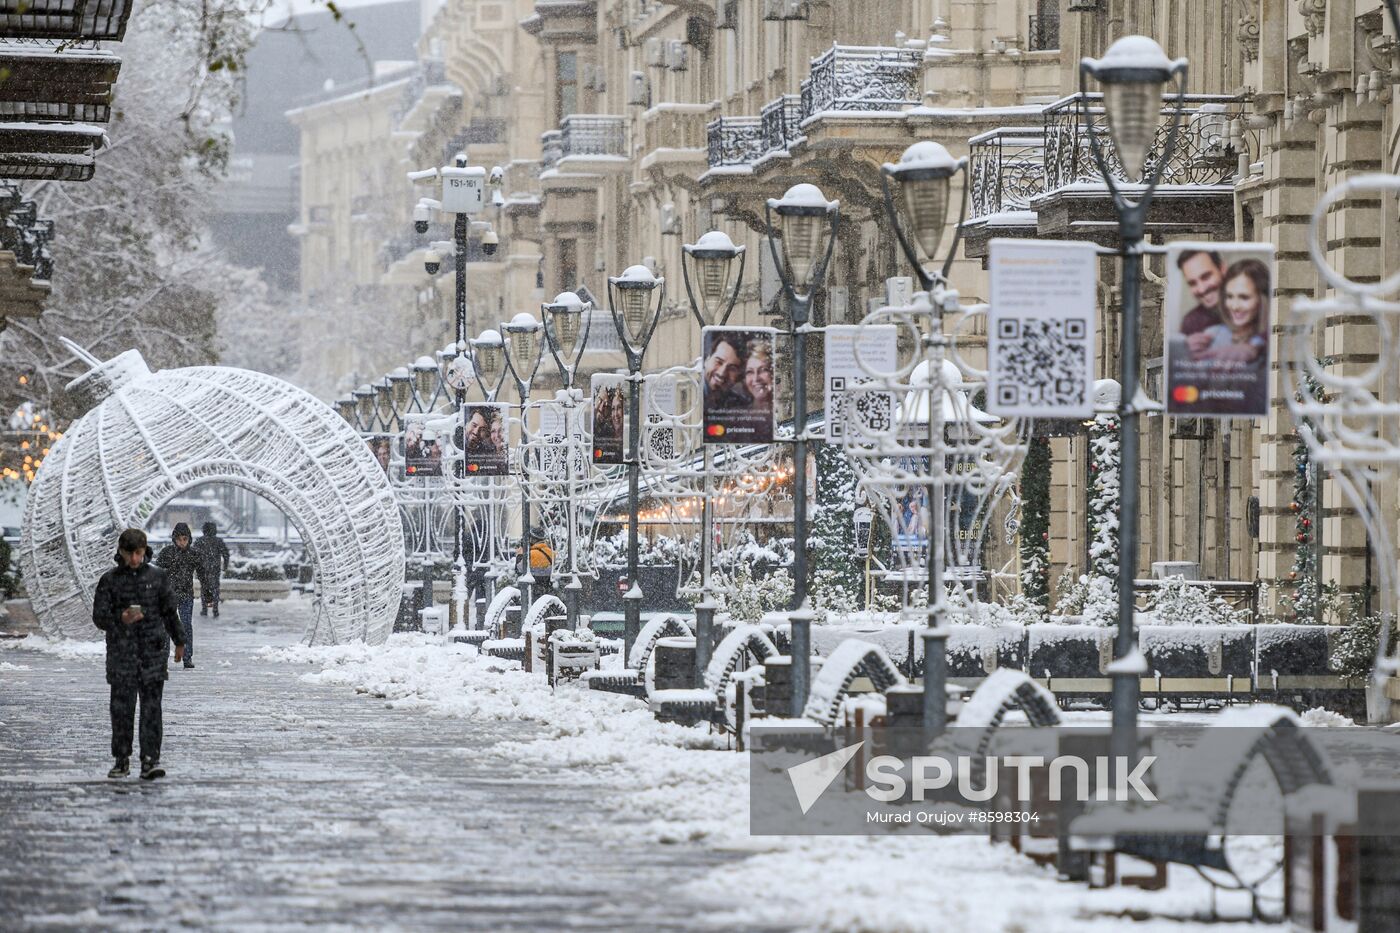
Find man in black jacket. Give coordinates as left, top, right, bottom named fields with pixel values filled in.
left=194, top=521, right=230, bottom=618
left=157, top=522, right=200, bottom=668
left=92, top=528, right=186, bottom=780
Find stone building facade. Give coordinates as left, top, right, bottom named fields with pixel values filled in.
left=292, top=0, right=1400, bottom=622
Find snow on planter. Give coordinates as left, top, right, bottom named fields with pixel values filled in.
left=19, top=347, right=403, bottom=645
left=802, top=638, right=905, bottom=726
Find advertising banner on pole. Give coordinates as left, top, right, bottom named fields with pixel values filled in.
left=987, top=239, right=1098, bottom=418
left=401, top=414, right=444, bottom=477
left=366, top=435, right=392, bottom=475
left=644, top=371, right=679, bottom=462
left=459, top=403, right=509, bottom=476
left=590, top=373, right=627, bottom=465
left=1164, top=242, right=1275, bottom=418
left=702, top=326, right=776, bottom=444
left=824, top=324, right=898, bottom=442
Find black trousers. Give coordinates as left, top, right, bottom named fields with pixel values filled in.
left=110, top=679, right=164, bottom=762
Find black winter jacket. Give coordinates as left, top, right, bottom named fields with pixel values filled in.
left=194, top=532, right=230, bottom=580
left=92, top=558, right=186, bottom=684
left=156, top=542, right=201, bottom=600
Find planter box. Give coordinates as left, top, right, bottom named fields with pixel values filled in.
left=195, top=578, right=290, bottom=602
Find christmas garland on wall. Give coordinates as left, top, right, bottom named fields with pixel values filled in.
left=1088, top=410, right=1121, bottom=581
left=1019, top=436, right=1051, bottom=606
left=1283, top=361, right=1330, bottom=623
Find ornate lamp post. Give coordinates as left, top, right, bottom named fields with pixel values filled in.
left=607, top=263, right=665, bottom=651
left=544, top=290, right=595, bottom=628
left=765, top=184, right=837, bottom=715
left=1081, top=35, right=1187, bottom=766
left=353, top=385, right=376, bottom=433
left=335, top=395, right=358, bottom=425
left=680, top=229, right=745, bottom=680
left=502, top=311, right=545, bottom=608
left=411, top=356, right=439, bottom=412
left=881, top=139, right=969, bottom=742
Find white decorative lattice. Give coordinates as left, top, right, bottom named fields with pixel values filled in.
left=19, top=348, right=405, bottom=645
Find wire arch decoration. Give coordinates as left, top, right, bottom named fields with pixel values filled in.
left=1285, top=172, right=1400, bottom=721
left=840, top=294, right=1030, bottom=615
left=19, top=345, right=405, bottom=645
left=635, top=364, right=786, bottom=600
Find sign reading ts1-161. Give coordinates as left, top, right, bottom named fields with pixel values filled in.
left=987, top=239, right=1098, bottom=419
left=440, top=165, right=485, bottom=215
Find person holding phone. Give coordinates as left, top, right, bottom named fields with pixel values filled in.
left=92, top=528, right=186, bottom=780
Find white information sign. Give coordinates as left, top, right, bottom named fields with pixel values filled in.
left=824, top=324, right=898, bottom=442
left=440, top=166, right=485, bottom=215
left=987, top=239, right=1098, bottom=418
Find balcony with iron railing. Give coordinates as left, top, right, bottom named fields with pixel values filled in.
left=1041, top=92, right=1248, bottom=192
left=967, top=127, right=1045, bottom=222
left=559, top=114, right=627, bottom=160
left=965, top=93, right=1253, bottom=250
left=0, top=0, right=134, bottom=41
left=640, top=102, right=712, bottom=167
left=706, top=115, right=764, bottom=170
left=760, top=94, right=804, bottom=158
left=799, top=44, right=922, bottom=121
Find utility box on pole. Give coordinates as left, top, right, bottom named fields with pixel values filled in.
left=441, top=166, right=485, bottom=215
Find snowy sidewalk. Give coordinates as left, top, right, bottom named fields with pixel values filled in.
left=0, top=596, right=743, bottom=931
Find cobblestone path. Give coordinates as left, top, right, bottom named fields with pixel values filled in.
left=0, top=600, right=738, bottom=931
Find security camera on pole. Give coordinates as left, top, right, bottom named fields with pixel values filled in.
left=408, top=149, right=506, bottom=632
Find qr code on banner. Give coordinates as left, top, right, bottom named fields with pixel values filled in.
left=992, top=317, right=1090, bottom=411
left=646, top=413, right=675, bottom=462
left=829, top=376, right=892, bottom=439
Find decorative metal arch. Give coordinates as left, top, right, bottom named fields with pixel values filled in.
left=802, top=638, right=906, bottom=726
left=19, top=348, right=404, bottom=645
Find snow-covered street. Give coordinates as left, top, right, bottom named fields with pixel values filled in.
left=2, top=595, right=1268, bottom=931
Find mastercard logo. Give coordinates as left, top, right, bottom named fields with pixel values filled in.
left=706, top=424, right=725, bottom=437
left=594, top=448, right=604, bottom=458
left=1172, top=385, right=1199, bottom=403
left=466, top=463, right=479, bottom=473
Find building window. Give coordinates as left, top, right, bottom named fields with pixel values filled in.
left=557, top=238, right=577, bottom=292
left=1029, top=0, right=1060, bottom=51
left=557, top=52, right=578, bottom=123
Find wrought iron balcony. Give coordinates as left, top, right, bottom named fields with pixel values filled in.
left=1043, top=93, right=1247, bottom=193
left=540, top=130, right=563, bottom=170
left=1027, top=13, right=1059, bottom=51
left=800, top=44, right=921, bottom=120
left=760, top=94, right=803, bottom=156
left=0, top=122, right=105, bottom=181
left=559, top=114, right=627, bottom=159
left=967, top=127, right=1045, bottom=221
left=706, top=115, right=763, bottom=169
left=0, top=0, right=133, bottom=41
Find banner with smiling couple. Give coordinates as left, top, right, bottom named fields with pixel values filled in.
left=701, top=326, right=776, bottom=444
left=1164, top=242, right=1276, bottom=418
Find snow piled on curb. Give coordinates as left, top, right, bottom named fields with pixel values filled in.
left=5, top=635, right=105, bottom=659
left=263, top=634, right=1263, bottom=932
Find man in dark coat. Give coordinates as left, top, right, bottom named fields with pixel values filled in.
left=194, top=520, right=230, bottom=618
left=92, top=528, right=186, bottom=779
left=157, top=522, right=201, bottom=668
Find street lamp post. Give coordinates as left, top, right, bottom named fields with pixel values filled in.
left=1081, top=36, right=1188, bottom=766
left=471, top=328, right=509, bottom=607
left=607, top=264, right=665, bottom=653
left=881, top=139, right=968, bottom=744
left=680, top=229, right=745, bottom=680
left=543, top=291, right=594, bottom=629
left=502, top=311, right=545, bottom=610
left=409, top=148, right=503, bottom=634
left=765, top=184, right=838, bottom=716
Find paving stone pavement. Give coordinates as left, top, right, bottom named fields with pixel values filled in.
left=0, top=599, right=746, bottom=932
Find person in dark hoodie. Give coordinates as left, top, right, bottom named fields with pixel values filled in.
left=92, top=528, right=185, bottom=779
left=157, top=522, right=200, bottom=668
left=194, top=521, right=231, bottom=618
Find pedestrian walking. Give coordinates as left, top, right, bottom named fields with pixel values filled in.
left=92, top=528, right=186, bottom=780
left=157, top=522, right=201, bottom=668
left=527, top=527, right=554, bottom=594
left=194, top=520, right=231, bottom=618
